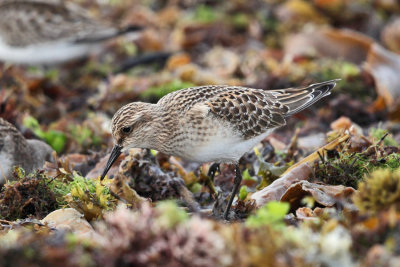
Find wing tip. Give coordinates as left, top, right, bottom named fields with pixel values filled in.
left=284, top=78, right=340, bottom=116
left=310, top=78, right=340, bottom=93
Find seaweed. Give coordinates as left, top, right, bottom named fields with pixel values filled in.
left=0, top=168, right=59, bottom=221
left=314, top=143, right=400, bottom=188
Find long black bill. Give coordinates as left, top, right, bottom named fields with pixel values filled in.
left=100, top=145, right=122, bottom=180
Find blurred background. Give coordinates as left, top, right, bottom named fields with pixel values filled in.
left=1, top=0, right=400, bottom=155
left=1, top=2, right=400, bottom=266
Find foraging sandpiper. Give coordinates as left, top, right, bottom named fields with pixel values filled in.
left=0, top=118, right=54, bottom=183
left=0, top=0, right=142, bottom=65
left=100, top=79, right=339, bottom=219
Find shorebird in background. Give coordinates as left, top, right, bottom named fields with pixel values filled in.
left=0, top=0, right=142, bottom=65
left=100, top=79, right=339, bottom=220
left=0, top=117, right=54, bottom=183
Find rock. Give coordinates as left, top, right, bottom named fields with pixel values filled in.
left=41, top=208, right=95, bottom=238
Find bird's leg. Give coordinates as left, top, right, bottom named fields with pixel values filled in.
left=223, top=164, right=242, bottom=220
left=207, top=163, right=220, bottom=182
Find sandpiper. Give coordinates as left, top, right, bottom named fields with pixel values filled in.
left=0, top=0, right=142, bottom=65
left=100, top=79, right=339, bottom=219
left=0, top=118, right=54, bottom=183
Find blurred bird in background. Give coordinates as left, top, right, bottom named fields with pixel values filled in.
left=0, top=0, right=143, bottom=65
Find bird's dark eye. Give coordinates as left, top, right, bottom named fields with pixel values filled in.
left=122, top=126, right=132, bottom=133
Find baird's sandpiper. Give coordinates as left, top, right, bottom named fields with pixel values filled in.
left=0, top=0, right=142, bottom=65
left=0, top=118, right=53, bottom=183
left=100, top=79, right=339, bottom=219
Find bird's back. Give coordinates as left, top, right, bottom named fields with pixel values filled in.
left=0, top=0, right=116, bottom=47
left=158, top=80, right=338, bottom=140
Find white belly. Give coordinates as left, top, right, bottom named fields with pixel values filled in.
left=0, top=153, right=12, bottom=184
left=174, top=129, right=273, bottom=163
left=0, top=38, right=100, bottom=65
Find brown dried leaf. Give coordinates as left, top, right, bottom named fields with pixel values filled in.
left=174, top=63, right=240, bottom=85
left=181, top=24, right=242, bottom=50
left=109, top=174, right=150, bottom=209
left=362, top=245, right=395, bottom=267
left=276, top=0, right=327, bottom=25
left=251, top=163, right=312, bottom=207
left=65, top=193, right=104, bottom=222
left=295, top=207, right=316, bottom=220
left=166, top=53, right=191, bottom=71
left=203, top=47, right=240, bottom=77
left=284, top=28, right=373, bottom=64
left=281, top=180, right=355, bottom=210
left=136, top=29, right=164, bottom=51
left=330, top=116, right=353, bottom=131
left=381, top=17, right=400, bottom=53
left=365, top=44, right=400, bottom=118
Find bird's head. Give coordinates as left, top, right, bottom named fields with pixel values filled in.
left=100, top=102, right=157, bottom=180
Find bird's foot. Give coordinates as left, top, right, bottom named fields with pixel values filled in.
left=223, top=165, right=242, bottom=220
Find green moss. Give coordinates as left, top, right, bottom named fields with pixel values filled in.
left=44, top=68, right=59, bottom=82
left=353, top=168, right=400, bottom=214
left=140, top=80, right=195, bottom=100
left=370, top=128, right=399, bottom=147
left=312, top=60, right=359, bottom=81
left=68, top=124, right=102, bottom=151
left=23, top=116, right=66, bottom=153
left=48, top=172, right=116, bottom=211
left=50, top=173, right=118, bottom=221
left=309, top=59, right=375, bottom=99
left=83, top=59, right=113, bottom=76
left=246, top=201, right=289, bottom=229
left=70, top=174, right=115, bottom=210
left=231, top=13, right=250, bottom=29
left=315, top=150, right=400, bottom=188
left=193, top=5, right=218, bottom=23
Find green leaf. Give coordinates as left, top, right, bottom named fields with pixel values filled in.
left=23, top=116, right=66, bottom=153
left=44, top=130, right=66, bottom=153
left=242, top=169, right=256, bottom=181
left=246, top=201, right=290, bottom=229
left=239, top=186, right=248, bottom=201
left=156, top=200, right=189, bottom=228
left=190, top=182, right=202, bottom=193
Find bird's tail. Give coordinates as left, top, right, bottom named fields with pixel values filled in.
left=270, top=79, right=340, bottom=117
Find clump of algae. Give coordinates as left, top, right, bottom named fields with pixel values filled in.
left=353, top=168, right=400, bottom=215
left=44, top=161, right=117, bottom=221
left=0, top=167, right=59, bottom=220
left=63, top=173, right=117, bottom=221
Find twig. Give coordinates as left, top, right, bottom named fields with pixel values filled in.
left=114, top=51, right=174, bottom=73
left=377, top=132, right=389, bottom=146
